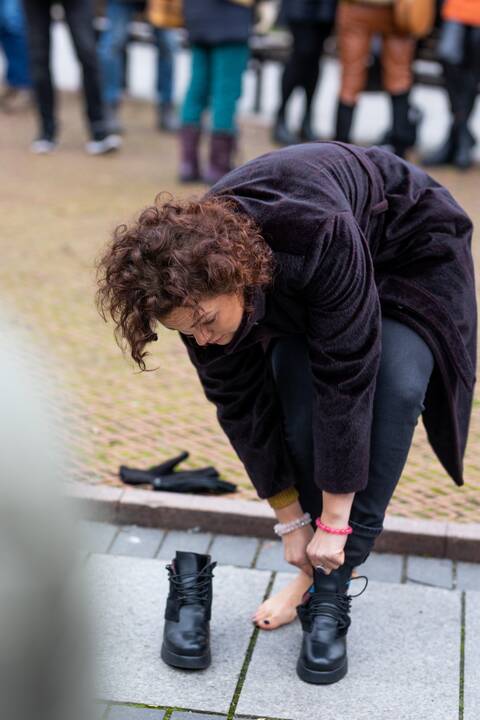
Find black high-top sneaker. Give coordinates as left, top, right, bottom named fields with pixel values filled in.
left=296, top=564, right=368, bottom=684
left=161, top=551, right=217, bottom=670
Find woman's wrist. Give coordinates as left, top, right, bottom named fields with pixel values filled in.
left=320, top=491, right=355, bottom=527
left=274, top=499, right=305, bottom=523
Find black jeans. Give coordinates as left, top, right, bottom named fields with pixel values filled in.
left=278, top=20, right=332, bottom=117
left=269, top=316, right=434, bottom=568
left=22, top=0, right=105, bottom=140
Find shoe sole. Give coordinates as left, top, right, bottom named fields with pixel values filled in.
left=161, top=642, right=211, bottom=670
left=296, top=656, right=348, bottom=684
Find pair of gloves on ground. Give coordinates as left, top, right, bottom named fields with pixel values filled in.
left=119, top=451, right=237, bottom=495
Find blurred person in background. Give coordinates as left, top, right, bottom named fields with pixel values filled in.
left=335, top=0, right=418, bottom=158
left=272, top=0, right=337, bottom=146
left=0, top=320, right=93, bottom=720
left=98, top=0, right=179, bottom=136
left=22, top=0, right=122, bottom=155
left=179, top=0, right=257, bottom=185
left=423, top=0, right=480, bottom=170
left=0, top=0, right=31, bottom=112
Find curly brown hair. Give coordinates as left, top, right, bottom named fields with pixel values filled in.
left=96, top=194, right=275, bottom=370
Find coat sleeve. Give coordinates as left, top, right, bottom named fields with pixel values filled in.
left=178, top=335, right=298, bottom=499
left=302, top=212, right=382, bottom=494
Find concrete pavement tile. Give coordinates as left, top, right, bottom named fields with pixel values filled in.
left=86, top=555, right=270, bottom=713
left=106, top=705, right=166, bottom=718
left=464, top=591, right=480, bottom=720
left=254, top=539, right=295, bottom=573
left=456, top=562, right=480, bottom=591
left=110, top=526, right=165, bottom=559
left=360, top=552, right=403, bottom=583
left=237, top=574, right=461, bottom=720
left=156, top=530, right=212, bottom=559
left=171, top=713, right=226, bottom=719
left=406, top=555, right=453, bottom=589
left=79, top=521, right=119, bottom=554
left=94, top=703, right=109, bottom=719
left=208, top=534, right=259, bottom=567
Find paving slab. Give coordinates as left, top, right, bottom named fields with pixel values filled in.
left=86, top=554, right=270, bottom=713
left=79, top=521, right=119, bottom=554
left=464, top=591, right=480, bottom=720
left=156, top=530, right=213, bottom=560
left=170, top=713, right=226, bottom=719
left=360, top=552, right=403, bottom=584
left=237, top=573, right=461, bottom=720
left=106, top=705, right=166, bottom=719
left=109, top=526, right=166, bottom=559
left=456, top=562, right=480, bottom=591
left=254, top=539, right=295, bottom=573
left=208, top=534, right=259, bottom=567
left=406, top=555, right=453, bottom=589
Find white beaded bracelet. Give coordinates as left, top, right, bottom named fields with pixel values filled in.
left=273, top=512, right=312, bottom=537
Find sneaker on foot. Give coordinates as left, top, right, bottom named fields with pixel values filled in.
left=85, top=133, right=122, bottom=155
left=30, top=137, right=57, bottom=154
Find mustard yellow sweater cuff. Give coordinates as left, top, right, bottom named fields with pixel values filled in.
left=266, top=486, right=299, bottom=510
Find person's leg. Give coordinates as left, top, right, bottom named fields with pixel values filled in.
left=254, top=317, right=434, bottom=628
left=97, top=0, right=132, bottom=108
left=22, top=0, right=56, bottom=143
left=153, top=27, right=178, bottom=131
left=382, top=30, right=417, bottom=157
left=335, top=2, right=373, bottom=142
left=1, top=0, right=31, bottom=89
left=63, top=0, right=109, bottom=141
left=204, top=41, right=249, bottom=183
left=178, top=44, right=210, bottom=182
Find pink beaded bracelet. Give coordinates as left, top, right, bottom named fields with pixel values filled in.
left=315, top=518, right=353, bottom=535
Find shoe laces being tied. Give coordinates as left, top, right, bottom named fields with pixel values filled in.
left=309, top=575, right=369, bottom=632
left=166, top=561, right=217, bottom=605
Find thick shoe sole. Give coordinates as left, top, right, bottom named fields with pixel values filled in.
left=296, top=656, right=348, bottom=685
left=161, top=642, right=211, bottom=670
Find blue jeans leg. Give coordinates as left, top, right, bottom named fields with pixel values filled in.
left=97, top=0, right=134, bottom=106
left=269, top=316, right=434, bottom=568
left=210, top=42, right=249, bottom=132
left=154, top=27, right=178, bottom=105
left=0, top=0, right=31, bottom=87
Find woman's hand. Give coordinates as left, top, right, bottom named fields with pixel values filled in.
left=282, top=524, right=315, bottom=577
left=306, top=528, right=348, bottom=574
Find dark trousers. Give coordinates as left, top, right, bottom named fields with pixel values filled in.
left=278, top=20, right=332, bottom=118
left=269, top=316, right=434, bottom=568
left=22, top=0, right=105, bottom=139
left=438, top=22, right=480, bottom=127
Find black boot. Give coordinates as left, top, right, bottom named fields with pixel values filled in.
left=452, top=123, right=475, bottom=170
left=299, top=109, right=319, bottom=143
left=272, top=110, right=298, bottom=146
left=379, top=92, right=420, bottom=158
left=161, top=551, right=217, bottom=670
left=296, top=564, right=368, bottom=684
left=334, top=101, right=355, bottom=143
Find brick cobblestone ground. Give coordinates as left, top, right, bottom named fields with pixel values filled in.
left=1, top=94, right=479, bottom=522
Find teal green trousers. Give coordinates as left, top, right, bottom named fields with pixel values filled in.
left=181, top=42, right=250, bottom=133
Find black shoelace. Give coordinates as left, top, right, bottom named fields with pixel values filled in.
left=166, top=561, right=217, bottom=605
left=309, top=575, right=369, bottom=631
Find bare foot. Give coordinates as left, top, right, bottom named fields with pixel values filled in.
left=251, top=567, right=360, bottom=631
left=251, top=570, right=313, bottom=630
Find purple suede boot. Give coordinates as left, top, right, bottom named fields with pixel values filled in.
left=203, top=132, right=236, bottom=185
left=178, top=125, right=201, bottom=183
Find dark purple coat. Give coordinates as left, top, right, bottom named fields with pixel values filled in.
left=180, top=142, right=477, bottom=499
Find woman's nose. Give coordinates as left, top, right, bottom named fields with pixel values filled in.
left=194, top=327, right=213, bottom=346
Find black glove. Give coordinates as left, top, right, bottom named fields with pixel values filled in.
left=119, top=451, right=237, bottom=495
